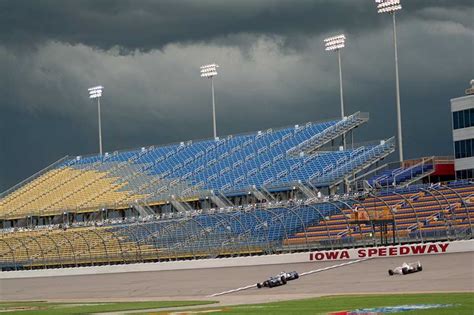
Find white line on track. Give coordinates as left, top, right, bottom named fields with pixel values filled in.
left=299, top=257, right=372, bottom=277
left=208, top=258, right=372, bottom=297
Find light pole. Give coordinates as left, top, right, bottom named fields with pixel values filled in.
left=200, top=64, right=219, bottom=139
left=324, top=34, right=346, bottom=148
left=88, top=85, right=104, bottom=155
left=376, top=0, right=404, bottom=162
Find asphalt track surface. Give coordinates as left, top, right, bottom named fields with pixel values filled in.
left=0, top=252, right=472, bottom=305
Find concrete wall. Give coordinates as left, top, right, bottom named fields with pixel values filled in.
left=1, top=239, right=472, bottom=279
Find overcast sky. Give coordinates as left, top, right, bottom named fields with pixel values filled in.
left=0, top=0, right=473, bottom=192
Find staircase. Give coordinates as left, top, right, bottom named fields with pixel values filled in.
left=287, top=112, right=369, bottom=155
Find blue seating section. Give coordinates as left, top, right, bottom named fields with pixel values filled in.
left=55, top=113, right=391, bottom=202
left=313, top=138, right=395, bottom=187
left=111, top=203, right=341, bottom=254
left=370, top=164, right=434, bottom=187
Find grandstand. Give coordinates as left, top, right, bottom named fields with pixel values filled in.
left=0, top=110, right=472, bottom=271
left=1, top=180, right=472, bottom=270
left=0, top=111, right=376, bottom=220
left=285, top=181, right=474, bottom=248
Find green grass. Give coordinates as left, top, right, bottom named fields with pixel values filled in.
left=151, top=293, right=474, bottom=315
left=0, top=300, right=216, bottom=314
left=2, top=293, right=472, bottom=314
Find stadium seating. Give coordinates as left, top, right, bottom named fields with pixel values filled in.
left=0, top=112, right=386, bottom=219
left=0, top=202, right=342, bottom=269
left=285, top=182, right=474, bottom=246
left=1, top=182, right=472, bottom=270
left=110, top=202, right=341, bottom=256
left=312, top=138, right=395, bottom=187
left=0, top=166, right=147, bottom=220
left=369, top=163, right=434, bottom=187
left=0, top=224, right=159, bottom=269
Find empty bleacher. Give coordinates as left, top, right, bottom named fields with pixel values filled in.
left=285, top=182, right=474, bottom=247
left=0, top=202, right=341, bottom=269
left=0, top=112, right=388, bottom=220
left=0, top=224, right=159, bottom=269
left=1, top=181, right=472, bottom=270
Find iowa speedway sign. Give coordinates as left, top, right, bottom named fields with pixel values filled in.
left=1, top=240, right=472, bottom=278
left=309, top=241, right=469, bottom=261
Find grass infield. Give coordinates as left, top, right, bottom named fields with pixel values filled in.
left=0, top=300, right=216, bottom=314
left=154, top=293, right=473, bottom=315
left=1, top=293, right=472, bottom=314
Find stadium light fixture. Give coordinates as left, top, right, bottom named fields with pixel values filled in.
left=200, top=64, right=219, bottom=139
left=88, top=85, right=104, bottom=155
left=324, top=34, right=346, bottom=148
left=376, top=0, right=402, bottom=14
left=375, top=0, right=404, bottom=162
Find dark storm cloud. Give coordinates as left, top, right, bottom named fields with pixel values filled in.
left=0, top=1, right=473, bottom=192
left=1, top=0, right=471, bottom=51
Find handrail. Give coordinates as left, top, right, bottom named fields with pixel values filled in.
left=67, top=114, right=349, bottom=161
left=314, top=137, right=395, bottom=187
left=349, top=162, right=389, bottom=184
left=0, top=155, right=70, bottom=199
left=392, top=156, right=435, bottom=187
left=287, top=112, right=369, bottom=155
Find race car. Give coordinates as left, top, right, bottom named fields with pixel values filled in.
left=277, top=271, right=299, bottom=281
left=257, top=275, right=287, bottom=288
left=388, top=261, right=423, bottom=276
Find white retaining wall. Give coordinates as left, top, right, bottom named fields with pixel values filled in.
left=1, top=239, right=472, bottom=279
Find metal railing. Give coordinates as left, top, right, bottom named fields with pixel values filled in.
left=1, top=182, right=472, bottom=271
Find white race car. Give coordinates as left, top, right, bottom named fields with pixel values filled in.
left=388, top=261, right=423, bottom=276
left=277, top=271, right=299, bottom=281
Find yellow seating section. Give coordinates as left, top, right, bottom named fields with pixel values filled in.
left=0, top=167, right=147, bottom=220
left=0, top=226, right=160, bottom=268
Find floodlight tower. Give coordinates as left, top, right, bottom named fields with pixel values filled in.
left=376, top=0, right=404, bottom=162
left=88, top=85, right=104, bottom=155
left=324, top=34, right=346, bottom=148
left=200, top=64, right=219, bottom=139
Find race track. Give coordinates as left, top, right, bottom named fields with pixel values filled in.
left=0, top=252, right=472, bottom=305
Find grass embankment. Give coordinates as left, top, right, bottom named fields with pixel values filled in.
left=0, top=300, right=216, bottom=314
